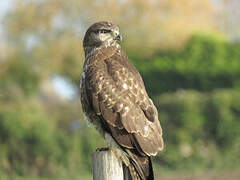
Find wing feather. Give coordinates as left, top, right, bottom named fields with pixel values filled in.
left=85, top=48, right=164, bottom=155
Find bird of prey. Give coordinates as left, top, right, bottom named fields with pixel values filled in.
left=80, top=21, right=164, bottom=180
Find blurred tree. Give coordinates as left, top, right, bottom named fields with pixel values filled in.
left=3, top=0, right=219, bottom=85
left=131, top=33, right=240, bottom=96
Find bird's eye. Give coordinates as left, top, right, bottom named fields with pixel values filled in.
left=98, top=29, right=110, bottom=33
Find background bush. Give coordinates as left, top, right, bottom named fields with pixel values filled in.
left=131, top=34, right=240, bottom=96
left=155, top=89, right=240, bottom=170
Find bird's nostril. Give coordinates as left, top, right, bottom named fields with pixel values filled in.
left=113, top=31, right=119, bottom=37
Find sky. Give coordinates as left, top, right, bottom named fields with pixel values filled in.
left=0, top=1, right=12, bottom=39
left=0, top=1, right=11, bottom=18
left=0, top=0, right=13, bottom=23
left=51, top=75, right=77, bottom=100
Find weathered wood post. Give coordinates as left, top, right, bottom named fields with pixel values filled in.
left=92, top=149, right=124, bottom=180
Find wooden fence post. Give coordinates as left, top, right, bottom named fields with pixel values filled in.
left=92, top=149, right=124, bottom=180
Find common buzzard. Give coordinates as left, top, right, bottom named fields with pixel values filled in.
left=80, top=21, right=164, bottom=180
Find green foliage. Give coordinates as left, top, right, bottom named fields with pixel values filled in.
left=0, top=99, right=104, bottom=178
left=0, top=57, right=40, bottom=97
left=131, top=34, right=240, bottom=96
left=0, top=102, right=52, bottom=176
left=155, top=89, right=240, bottom=170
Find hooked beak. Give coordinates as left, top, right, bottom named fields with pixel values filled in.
left=114, top=34, right=122, bottom=41
left=115, top=34, right=122, bottom=41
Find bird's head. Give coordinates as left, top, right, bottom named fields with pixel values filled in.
left=83, top=21, right=122, bottom=49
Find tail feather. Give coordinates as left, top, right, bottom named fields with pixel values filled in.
left=125, top=149, right=154, bottom=180
left=123, top=163, right=141, bottom=180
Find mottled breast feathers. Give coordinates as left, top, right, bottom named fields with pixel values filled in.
left=81, top=46, right=164, bottom=156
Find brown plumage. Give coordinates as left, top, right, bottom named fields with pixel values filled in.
left=80, top=21, right=164, bottom=180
